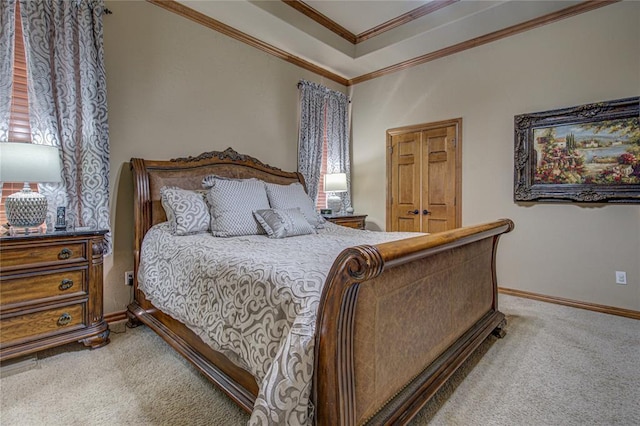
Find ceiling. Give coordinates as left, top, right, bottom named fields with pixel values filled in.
left=171, top=0, right=609, bottom=85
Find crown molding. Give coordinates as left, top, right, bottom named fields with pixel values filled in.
left=282, top=0, right=459, bottom=44
left=148, top=0, right=619, bottom=87
left=355, top=0, right=459, bottom=43
left=282, top=0, right=357, bottom=44
left=147, top=0, right=349, bottom=86
left=348, top=0, right=619, bottom=85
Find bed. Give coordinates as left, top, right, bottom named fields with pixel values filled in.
left=127, top=147, right=514, bottom=425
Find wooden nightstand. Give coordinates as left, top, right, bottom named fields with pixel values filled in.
left=0, top=230, right=110, bottom=362
left=324, top=214, right=367, bottom=230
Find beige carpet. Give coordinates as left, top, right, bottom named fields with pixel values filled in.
left=1, top=295, right=638, bottom=425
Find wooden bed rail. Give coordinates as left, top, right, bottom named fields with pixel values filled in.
left=314, top=219, right=514, bottom=425
left=377, top=219, right=514, bottom=267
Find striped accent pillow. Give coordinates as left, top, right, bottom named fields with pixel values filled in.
left=206, top=178, right=270, bottom=237
left=253, top=208, right=316, bottom=239
left=265, top=182, right=325, bottom=229
left=160, top=187, right=210, bottom=236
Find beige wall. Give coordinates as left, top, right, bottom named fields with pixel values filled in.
left=102, top=0, right=344, bottom=314
left=103, top=1, right=638, bottom=314
left=350, top=2, right=640, bottom=310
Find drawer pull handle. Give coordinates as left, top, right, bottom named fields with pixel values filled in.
left=58, top=248, right=72, bottom=260
left=57, top=313, right=72, bottom=326
left=59, top=279, right=74, bottom=291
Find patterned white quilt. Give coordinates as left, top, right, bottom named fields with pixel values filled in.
left=138, top=221, right=420, bottom=425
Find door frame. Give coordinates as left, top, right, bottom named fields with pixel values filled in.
left=386, top=118, right=462, bottom=231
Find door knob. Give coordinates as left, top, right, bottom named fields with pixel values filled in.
left=423, top=210, right=431, bottom=215
left=407, top=209, right=419, bottom=215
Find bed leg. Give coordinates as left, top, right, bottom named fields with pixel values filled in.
left=126, top=310, right=142, bottom=329
left=491, top=318, right=507, bottom=338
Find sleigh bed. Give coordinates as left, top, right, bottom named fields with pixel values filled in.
left=127, top=147, right=514, bottom=425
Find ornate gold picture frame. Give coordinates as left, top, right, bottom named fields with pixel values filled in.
left=514, top=97, right=639, bottom=203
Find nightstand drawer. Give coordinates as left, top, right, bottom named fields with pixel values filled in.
left=0, top=304, right=85, bottom=345
left=333, top=219, right=363, bottom=229
left=0, top=242, right=86, bottom=270
left=325, top=215, right=367, bottom=229
left=1, top=269, right=87, bottom=307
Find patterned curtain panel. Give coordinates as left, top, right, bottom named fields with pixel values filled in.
left=297, top=80, right=327, bottom=202
left=0, top=0, right=15, bottom=141
left=325, top=90, right=351, bottom=211
left=19, top=0, right=111, bottom=251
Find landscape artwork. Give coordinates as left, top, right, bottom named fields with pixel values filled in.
left=514, top=97, right=640, bottom=203
left=533, top=118, right=639, bottom=185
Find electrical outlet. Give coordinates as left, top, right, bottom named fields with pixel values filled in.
left=125, top=271, right=134, bottom=286
left=615, top=271, right=627, bottom=285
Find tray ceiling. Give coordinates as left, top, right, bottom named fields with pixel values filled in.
left=171, top=0, right=614, bottom=84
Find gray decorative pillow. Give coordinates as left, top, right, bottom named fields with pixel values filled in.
left=202, top=174, right=259, bottom=189
left=264, top=182, right=325, bottom=229
left=160, top=187, right=210, bottom=236
left=206, top=177, right=270, bottom=237
left=253, top=208, right=316, bottom=239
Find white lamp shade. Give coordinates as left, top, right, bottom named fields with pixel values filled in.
left=0, top=142, right=62, bottom=183
left=324, top=173, right=347, bottom=193
left=1, top=143, right=62, bottom=228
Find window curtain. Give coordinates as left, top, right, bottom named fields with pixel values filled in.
left=297, top=80, right=351, bottom=208
left=297, top=80, right=326, bottom=201
left=0, top=0, right=15, bottom=141
left=19, top=0, right=111, bottom=251
left=325, top=89, right=351, bottom=211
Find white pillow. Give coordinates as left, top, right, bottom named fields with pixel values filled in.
left=206, top=177, right=270, bottom=237
left=253, top=208, right=316, bottom=239
left=264, top=182, right=325, bottom=229
left=160, top=187, right=210, bottom=236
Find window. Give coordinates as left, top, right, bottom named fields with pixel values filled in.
left=316, top=126, right=329, bottom=211
left=298, top=80, right=350, bottom=213
left=1, top=1, right=35, bottom=227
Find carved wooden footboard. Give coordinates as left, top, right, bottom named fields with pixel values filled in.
left=128, top=148, right=513, bottom=425
left=315, top=219, right=513, bottom=425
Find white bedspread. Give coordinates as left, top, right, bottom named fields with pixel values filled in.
left=138, top=221, right=420, bottom=425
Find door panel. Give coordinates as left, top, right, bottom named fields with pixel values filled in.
left=389, top=133, right=421, bottom=232
left=422, top=126, right=457, bottom=233
left=398, top=163, right=415, bottom=205
left=398, top=217, right=419, bottom=233
left=425, top=218, right=448, bottom=234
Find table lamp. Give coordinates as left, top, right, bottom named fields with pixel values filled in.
left=0, top=142, right=62, bottom=229
left=324, top=172, right=347, bottom=214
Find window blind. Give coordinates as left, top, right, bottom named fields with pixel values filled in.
left=1, top=1, right=35, bottom=227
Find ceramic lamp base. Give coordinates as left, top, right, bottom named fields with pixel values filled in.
left=327, top=194, right=342, bottom=214
left=5, top=187, right=48, bottom=228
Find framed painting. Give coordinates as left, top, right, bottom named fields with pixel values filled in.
left=514, top=97, right=640, bottom=203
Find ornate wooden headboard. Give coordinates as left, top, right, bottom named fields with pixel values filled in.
left=130, top=147, right=305, bottom=287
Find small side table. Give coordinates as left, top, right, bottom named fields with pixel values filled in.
left=324, top=214, right=367, bottom=230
